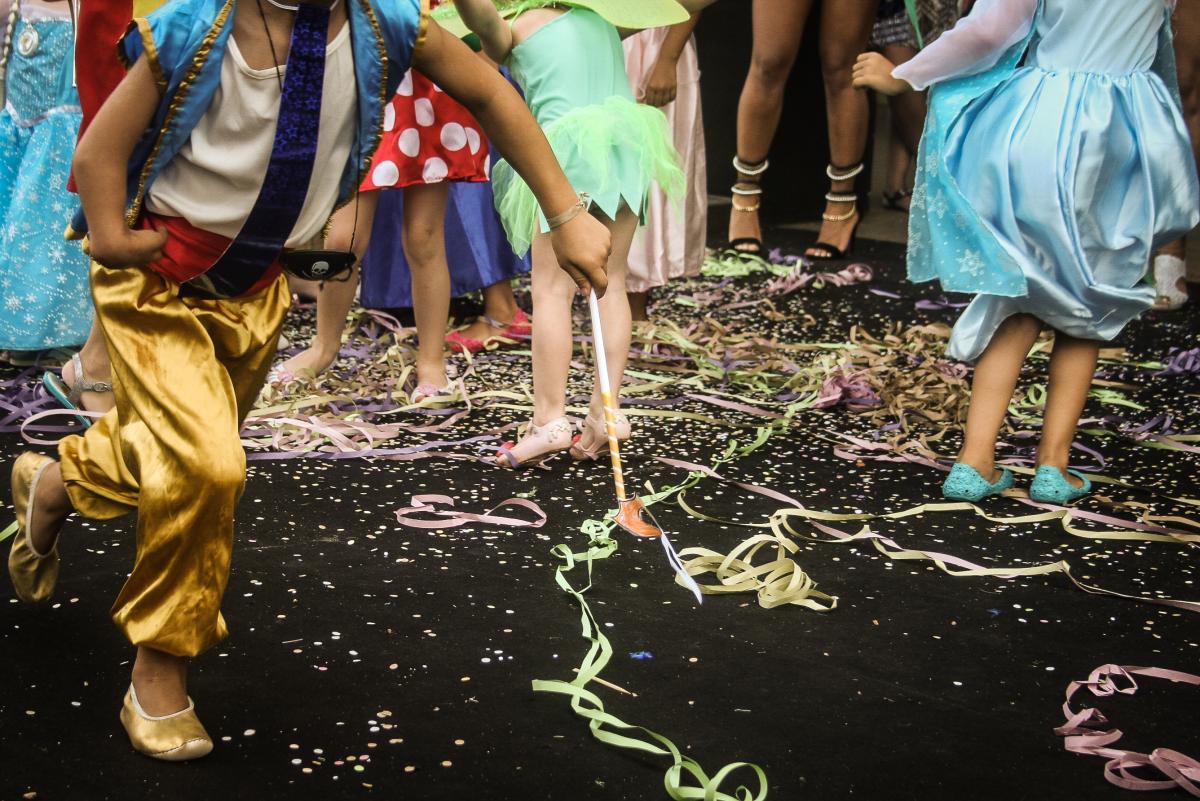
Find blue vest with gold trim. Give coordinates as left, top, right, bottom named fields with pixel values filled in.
left=72, top=0, right=425, bottom=234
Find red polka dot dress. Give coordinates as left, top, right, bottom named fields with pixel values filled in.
left=360, top=4, right=490, bottom=190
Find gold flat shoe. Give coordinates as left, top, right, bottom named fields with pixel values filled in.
left=8, top=452, right=59, bottom=604
left=120, top=685, right=213, bottom=761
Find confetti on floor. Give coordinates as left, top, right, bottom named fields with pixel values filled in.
left=0, top=232, right=1197, bottom=801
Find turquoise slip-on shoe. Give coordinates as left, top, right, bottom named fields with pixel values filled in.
left=941, top=463, right=1014, bottom=502
left=1029, top=466, right=1092, bottom=505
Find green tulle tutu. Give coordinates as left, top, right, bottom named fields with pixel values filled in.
left=491, top=95, right=684, bottom=255
left=431, top=0, right=689, bottom=40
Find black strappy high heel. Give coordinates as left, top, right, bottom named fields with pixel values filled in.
left=807, top=162, right=863, bottom=261
left=726, top=155, right=768, bottom=255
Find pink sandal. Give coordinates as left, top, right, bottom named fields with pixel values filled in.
left=569, top=412, right=631, bottom=461
left=495, top=416, right=574, bottom=468
left=446, top=309, right=532, bottom=355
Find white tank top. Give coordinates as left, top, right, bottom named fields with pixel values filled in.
left=146, top=21, right=356, bottom=247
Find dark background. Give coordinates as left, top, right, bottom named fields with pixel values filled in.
left=696, top=4, right=876, bottom=222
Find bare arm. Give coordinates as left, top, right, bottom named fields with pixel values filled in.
left=639, top=13, right=701, bottom=107
left=413, top=21, right=611, bottom=293
left=673, top=0, right=718, bottom=13
left=72, top=56, right=168, bottom=266
left=890, top=0, right=1038, bottom=90
left=453, top=0, right=513, bottom=63
left=657, top=12, right=701, bottom=62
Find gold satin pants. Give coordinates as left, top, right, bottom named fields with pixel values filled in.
left=59, top=262, right=290, bottom=658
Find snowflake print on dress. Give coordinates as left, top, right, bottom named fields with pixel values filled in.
left=0, top=16, right=93, bottom=351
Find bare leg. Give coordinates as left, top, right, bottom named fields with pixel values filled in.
left=627, top=290, right=649, bottom=322
left=881, top=43, right=925, bottom=211
left=728, top=0, right=813, bottom=251
left=884, top=127, right=911, bottom=206
left=286, top=275, right=322, bottom=302
left=501, top=210, right=637, bottom=466
left=62, top=322, right=116, bottom=415
left=131, top=646, right=189, bottom=717
left=402, top=183, right=453, bottom=391
left=1035, top=332, right=1100, bottom=488
left=28, top=461, right=72, bottom=555
left=456, top=279, right=523, bottom=342
left=528, top=229, right=577, bottom=428
left=579, top=208, right=639, bottom=449
left=807, top=0, right=881, bottom=258
left=277, top=192, right=380, bottom=377
left=957, top=314, right=1043, bottom=481
left=1157, top=1, right=1199, bottom=267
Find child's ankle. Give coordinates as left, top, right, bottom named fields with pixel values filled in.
left=956, top=453, right=996, bottom=480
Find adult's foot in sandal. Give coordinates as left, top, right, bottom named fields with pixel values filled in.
left=727, top=204, right=764, bottom=255
left=806, top=204, right=860, bottom=261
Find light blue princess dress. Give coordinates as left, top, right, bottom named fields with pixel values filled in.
left=900, top=0, right=1200, bottom=362
left=0, top=6, right=92, bottom=352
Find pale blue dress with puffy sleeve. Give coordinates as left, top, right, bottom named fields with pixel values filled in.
left=898, top=0, right=1199, bottom=362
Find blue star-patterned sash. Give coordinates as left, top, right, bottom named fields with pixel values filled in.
left=184, top=2, right=330, bottom=299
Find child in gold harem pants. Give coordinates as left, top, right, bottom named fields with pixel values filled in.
left=60, top=262, right=290, bottom=657
left=6, top=0, right=612, bottom=762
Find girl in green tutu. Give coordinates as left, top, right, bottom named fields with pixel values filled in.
left=447, top=0, right=710, bottom=467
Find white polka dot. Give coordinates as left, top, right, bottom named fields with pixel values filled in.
left=414, top=98, right=435, bottom=127
left=433, top=83, right=445, bottom=93
left=483, top=154, right=491, bottom=178
left=372, top=160, right=400, bottom=187
left=398, top=70, right=414, bottom=97
left=422, top=157, right=449, bottom=183
left=465, top=127, right=481, bottom=155
left=440, top=122, right=467, bottom=151
left=398, top=128, right=421, bottom=158
left=383, top=103, right=396, bottom=132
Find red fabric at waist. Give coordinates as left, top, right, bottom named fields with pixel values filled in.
left=140, top=213, right=284, bottom=298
